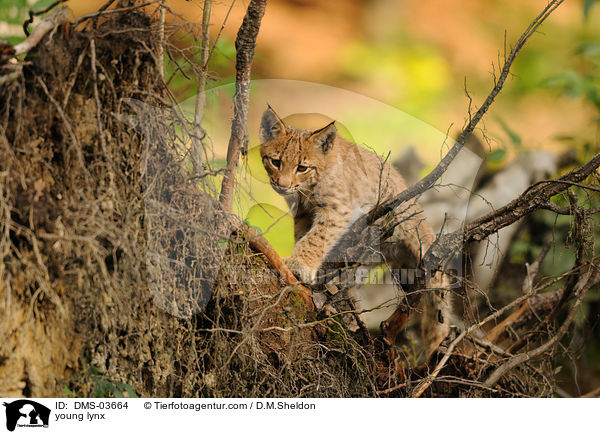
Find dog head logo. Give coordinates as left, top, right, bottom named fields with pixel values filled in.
left=3, top=400, right=50, bottom=431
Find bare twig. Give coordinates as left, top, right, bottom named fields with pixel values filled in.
left=463, top=157, right=600, bottom=245
left=320, top=0, right=567, bottom=285
left=241, top=221, right=314, bottom=310
left=531, top=179, right=600, bottom=193
left=22, top=0, right=68, bottom=36
left=522, top=241, right=552, bottom=294
left=367, top=0, right=564, bottom=226
left=542, top=201, right=600, bottom=215
left=158, top=0, right=166, bottom=79
left=483, top=265, right=599, bottom=387
left=485, top=289, right=561, bottom=345
left=410, top=257, right=589, bottom=397
left=72, top=1, right=160, bottom=26
left=422, top=151, right=600, bottom=288
left=190, top=0, right=213, bottom=175
left=218, top=0, right=267, bottom=211
left=207, top=0, right=237, bottom=61
left=14, top=7, right=69, bottom=56
left=375, top=382, right=407, bottom=396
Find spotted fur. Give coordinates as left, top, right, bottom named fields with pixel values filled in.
left=259, top=107, right=450, bottom=356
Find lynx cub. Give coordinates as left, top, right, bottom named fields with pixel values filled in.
left=259, top=107, right=450, bottom=356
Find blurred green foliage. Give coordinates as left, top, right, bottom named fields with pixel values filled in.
left=543, top=42, right=600, bottom=111
left=340, top=40, right=451, bottom=117
left=585, top=0, right=600, bottom=18
left=88, top=366, right=138, bottom=398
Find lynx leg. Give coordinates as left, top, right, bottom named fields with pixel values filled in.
left=293, top=212, right=313, bottom=242
left=380, top=306, right=410, bottom=345
left=421, top=272, right=451, bottom=358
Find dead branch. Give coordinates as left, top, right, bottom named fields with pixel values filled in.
left=483, top=241, right=553, bottom=344
left=485, top=262, right=590, bottom=351
left=319, top=0, right=566, bottom=282
left=158, top=0, right=166, bottom=79
left=242, top=222, right=315, bottom=310
left=219, top=0, right=267, bottom=212
left=72, top=1, right=160, bottom=26
left=190, top=0, right=213, bottom=175
left=14, top=7, right=69, bottom=56
left=483, top=264, right=600, bottom=387
left=22, top=0, right=68, bottom=36
left=485, top=291, right=561, bottom=345
left=209, top=0, right=312, bottom=310
left=542, top=201, right=600, bottom=215
left=464, top=159, right=600, bottom=244
left=407, top=161, right=600, bottom=373
left=422, top=151, right=600, bottom=278
left=522, top=241, right=551, bottom=294
left=409, top=257, right=596, bottom=397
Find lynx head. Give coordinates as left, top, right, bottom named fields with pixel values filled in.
left=259, top=107, right=337, bottom=195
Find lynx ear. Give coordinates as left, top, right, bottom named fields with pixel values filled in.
left=311, top=121, right=336, bottom=152
left=260, top=107, right=286, bottom=142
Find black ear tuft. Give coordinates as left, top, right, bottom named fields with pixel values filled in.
left=311, top=121, right=337, bottom=152
left=260, top=106, right=286, bottom=142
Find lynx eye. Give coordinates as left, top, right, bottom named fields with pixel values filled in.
left=296, top=164, right=310, bottom=174
left=268, top=157, right=281, bottom=170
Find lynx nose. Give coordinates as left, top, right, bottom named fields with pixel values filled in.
left=271, top=180, right=291, bottom=194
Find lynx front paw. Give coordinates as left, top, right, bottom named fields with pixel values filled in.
left=284, top=257, right=318, bottom=284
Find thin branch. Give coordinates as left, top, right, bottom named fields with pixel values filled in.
left=207, top=0, right=237, bottom=61
left=410, top=257, right=593, bottom=397
left=483, top=265, right=599, bottom=387
left=367, top=0, right=564, bottom=226
left=14, top=7, right=69, bottom=56
left=22, top=0, right=68, bottom=36
left=190, top=0, right=213, bottom=175
left=158, top=0, right=166, bottom=79
left=531, top=179, right=600, bottom=193
left=320, top=0, right=566, bottom=284
left=241, top=221, right=314, bottom=310
left=422, top=151, right=600, bottom=282
left=72, top=1, right=160, bottom=26
left=464, top=156, right=600, bottom=244
left=218, top=0, right=267, bottom=211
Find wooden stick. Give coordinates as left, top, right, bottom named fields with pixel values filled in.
left=244, top=225, right=314, bottom=310
left=158, top=0, right=166, bottom=79
left=190, top=0, right=212, bottom=175
left=483, top=266, right=599, bottom=388
left=327, top=0, right=567, bottom=270
left=218, top=0, right=267, bottom=211
left=14, top=7, right=69, bottom=56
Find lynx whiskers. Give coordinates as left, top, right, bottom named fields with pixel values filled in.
left=259, top=106, right=451, bottom=357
